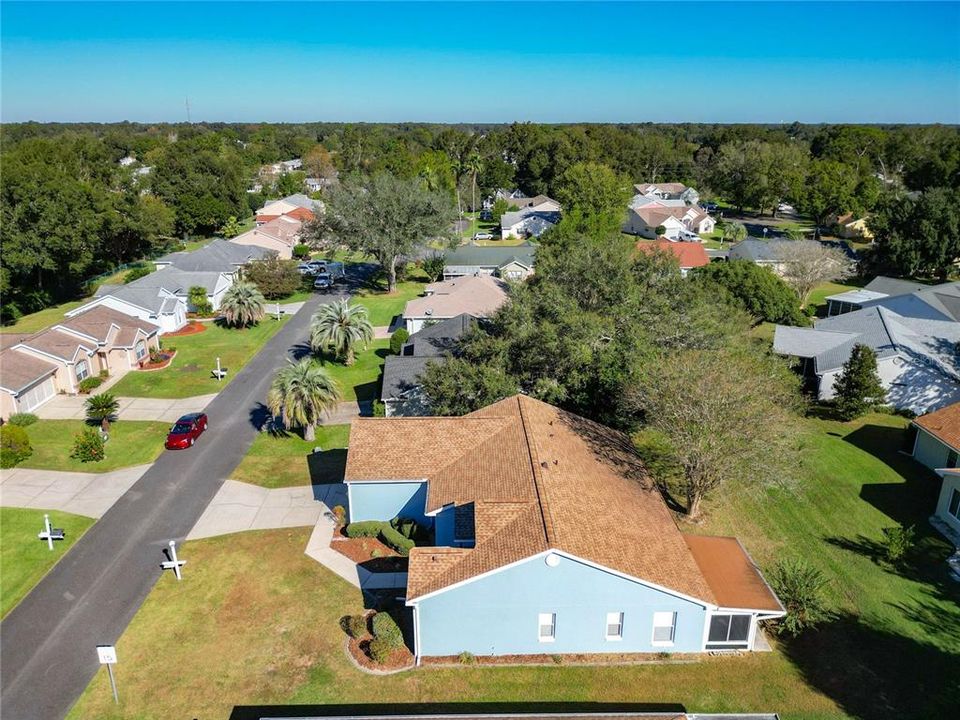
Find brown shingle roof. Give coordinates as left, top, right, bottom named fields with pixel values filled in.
left=16, top=329, right=93, bottom=362
left=684, top=536, right=783, bottom=612
left=0, top=348, right=59, bottom=393
left=404, top=276, right=509, bottom=320
left=914, top=401, right=960, bottom=452
left=348, top=395, right=766, bottom=606
left=58, top=305, right=159, bottom=346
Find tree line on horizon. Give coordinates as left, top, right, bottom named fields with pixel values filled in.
left=1, top=121, right=958, bottom=321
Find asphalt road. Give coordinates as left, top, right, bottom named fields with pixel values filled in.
left=0, top=290, right=343, bottom=720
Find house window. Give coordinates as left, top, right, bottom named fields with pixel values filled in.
left=706, top=613, right=752, bottom=647
left=605, top=612, right=624, bottom=640
left=947, top=450, right=958, bottom=469
left=75, top=360, right=89, bottom=382
left=538, top=613, right=556, bottom=642
left=135, top=340, right=147, bottom=360
left=949, top=489, right=960, bottom=521
left=651, top=611, right=676, bottom=646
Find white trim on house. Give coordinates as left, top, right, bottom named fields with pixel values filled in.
left=605, top=611, right=624, bottom=641
left=651, top=610, right=677, bottom=647
left=537, top=612, right=556, bottom=642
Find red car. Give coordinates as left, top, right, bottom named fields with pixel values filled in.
left=165, top=412, right=208, bottom=450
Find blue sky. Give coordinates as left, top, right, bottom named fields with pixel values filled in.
left=2, top=1, right=958, bottom=123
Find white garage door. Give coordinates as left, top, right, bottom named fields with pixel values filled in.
left=17, top=377, right=55, bottom=413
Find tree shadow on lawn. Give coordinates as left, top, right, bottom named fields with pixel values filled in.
left=248, top=402, right=273, bottom=431
left=778, top=611, right=960, bottom=720
left=229, top=701, right=687, bottom=720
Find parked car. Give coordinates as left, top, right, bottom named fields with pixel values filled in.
left=297, top=263, right=317, bottom=275
left=473, top=232, right=494, bottom=241
left=165, top=412, right=208, bottom=450
left=479, top=210, right=493, bottom=221
left=679, top=229, right=702, bottom=242
left=313, top=275, right=333, bottom=292
left=310, top=260, right=345, bottom=280
left=702, top=202, right=719, bottom=213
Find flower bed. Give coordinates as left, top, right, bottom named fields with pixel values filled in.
left=342, top=612, right=414, bottom=672
left=164, top=321, right=207, bottom=337
left=138, top=349, right=177, bottom=371
left=331, top=530, right=408, bottom=573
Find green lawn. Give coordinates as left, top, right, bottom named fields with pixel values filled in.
left=109, top=318, right=289, bottom=398
left=19, top=420, right=168, bottom=472
left=317, top=339, right=390, bottom=402
left=353, top=281, right=426, bottom=327
left=806, top=280, right=865, bottom=316
left=458, top=211, right=499, bottom=241
left=232, top=425, right=350, bottom=488
left=0, top=298, right=89, bottom=335
left=1, top=507, right=95, bottom=618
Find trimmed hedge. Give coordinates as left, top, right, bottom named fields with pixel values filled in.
left=379, top=525, right=414, bottom=556
left=371, top=611, right=404, bottom=649
left=344, top=520, right=387, bottom=538
left=0, top=424, right=32, bottom=468
left=78, top=376, right=104, bottom=393
left=368, top=637, right=392, bottom=664
left=390, top=516, right=418, bottom=540
left=389, top=328, right=409, bottom=355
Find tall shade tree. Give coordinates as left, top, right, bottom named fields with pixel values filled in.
left=630, top=345, right=803, bottom=518
left=797, top=159, right=859, bottom=237
left=310, top=299, right=374, bottom=365
left=85, top=392, right=120, bottom=432
left=266, top=359, right=341, bottom=441
left=554, top=161, right=630, bottom=225
left=774, top=240, right=856, bottom=307
left=467, top=151, right=483, bottom=214
left=833, top=344, right=887, bottom=420
left=219, top=280, right=265, bottom=328
left=304, top=173, right=456, bottom=293
left=872, top=187, right=960, bottom=281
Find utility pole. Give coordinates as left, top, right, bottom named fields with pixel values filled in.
left=185, top=96, right=191, bottom=124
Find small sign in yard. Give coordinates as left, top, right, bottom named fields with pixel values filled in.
left=96, top=645, right=119, bottom=703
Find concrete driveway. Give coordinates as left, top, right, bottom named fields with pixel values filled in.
left=186, top=480, right=322, bottom=540
left=37, top=394, right=216, bottom=422
left=0, top=465, right=152, bottom=518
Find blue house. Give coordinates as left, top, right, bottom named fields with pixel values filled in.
left=344, top=395, right=784, bottom=661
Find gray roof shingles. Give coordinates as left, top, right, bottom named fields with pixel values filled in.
left=156, top=239, right=275, bottom=272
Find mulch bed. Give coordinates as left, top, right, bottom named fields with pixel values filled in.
left=421, top=651, right=705, bottom=667
left=330, top=531, right=408, bottom=573
left=138, top=349, right=177, bottom=371
left=344, top=613, right=415, bottom=672
left=164, top=321, right=207, bottom=337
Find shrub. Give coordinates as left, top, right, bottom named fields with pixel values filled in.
left=882, top=524, right=916, bottom=564
left=834, top=344, right=886, bottom=420
left=344, top=520, right=386, bottom=538
left=390, top=516, right=419, bottom=540
left=769, top=557, right=831, bottom=637
left=457, top=651, right=475, bottom=665
left=99, top=369, right=109, bottom=378
left=0, top=425, right=32, bottom=468
left=345, top=614, right=368, bottom=639
left=379, top=524, right=415, bottom=556
left=70, top=428, right=105, bottom=463
left=7, top=413, right=38, bottom=427
left=1, top=302, right=23, bottom=325
left=372, top=400, right=386, bottom=417
left=123, top=265, right=151, bottom=284
left=367, top=637, right=392, bottom=664
left=245, top=257, right=302, bottom=299
left=292, top=243, right=312, bottom=259
left=371, top=611, right=404, bottom=649
left=692, top=260, right=808, bottom=326
left=389, top=328, right=410, bottom=355
left=77, top=376, right=104, bottom=393
left=422, top=254, right=446, bottom=282
left=188, top=285, right=214, bottom=317
left=332, top=505, right=346, bottom=525
left=85, top=392, right=119, bottom=431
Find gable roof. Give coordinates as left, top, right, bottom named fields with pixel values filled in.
left=0, top=348, right=59, bottom=394
left=914, top=401, right=960, bottom=453
left=863, top=276, right=929, bottom=297
left=155, top=239, right=275, bottom=272
left=404, top=313, right=477, bottom=357
left=637, top=240, right=709, bottom=269
left=500, top=209, right=561, bottom=231
left=81, top=267, right=225, bottom=315
left=635, top=182, right=689, bottom=195
left=684, top=536, right=783, bottom=612
left=404, top=276, right=509, bottom=321
left=15, top=329, right=94, bottom=363
left=727, top=239, right=788, bottom=263
left=444, top=244, right=536, bottom=270
left=347, top=396, right=778, bottom=607
left=381, top=356, right=440, bottom=402
left=57, top=305, right=160, bottom=345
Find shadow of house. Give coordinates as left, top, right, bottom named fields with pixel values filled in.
left=778, top=611, right=960, bottom=719
left=229, top=702, right=688, bottom=720
left=308, top=448, right=348, bottom=485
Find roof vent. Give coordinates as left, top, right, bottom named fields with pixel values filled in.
left=545, top=553, right=560, bottom=568
left=424, top=309, right=433, bottom=316
left=540, top=461, right=549, bottom=469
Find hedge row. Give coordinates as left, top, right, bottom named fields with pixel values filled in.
left=344, top=520, right=386, bottom=538
left=372, top=611, right=404, bottom=649
left=379, top=525, right=414, bottom=556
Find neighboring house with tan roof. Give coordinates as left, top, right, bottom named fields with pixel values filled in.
left=343, top=395, right=784, bottom=660
left=0, top=306, right=160, bottom=418
left=634, top=183, right=699, bottom=205
left=402, top=275, right=509, bottom=333
left=231, top=216, right=303, bottom=259
left=910, top=401, right=960, bottom=543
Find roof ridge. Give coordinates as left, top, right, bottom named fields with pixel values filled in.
left=516, top=395, right=554, bottom=546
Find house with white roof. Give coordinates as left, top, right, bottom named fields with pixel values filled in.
left=500, top=209, right=561, bottom=239
left=773, top=281, right=960, bottom=414
left=825, top=276, right=930, bottom=316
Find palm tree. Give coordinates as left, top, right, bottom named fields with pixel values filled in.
left=467, top=151, right=483, bottom=215
left=220, top=281, right=265, bottom=328
left=721, top=220, right=747, bottom=246
left=266, top=359, right=341, bottom=441
left=783, top=227, right=807, bottom=241
left=85, top=392, right=119, bottom=431
left=310, top=299, right=373, bottom=365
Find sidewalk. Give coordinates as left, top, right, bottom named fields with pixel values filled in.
left=0, top=464, right=152, bottom=518
left=36, top=393, right=216, bottom=422
left=186, top=480, right=323, bottom=540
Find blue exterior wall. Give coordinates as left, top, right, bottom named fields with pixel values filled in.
left=413, top=552, right=708, bottom=656
left=434, top=506, right=455, bottom=546
left=347, top=481, right=430, bottom=524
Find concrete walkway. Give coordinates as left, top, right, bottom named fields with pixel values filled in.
left=373, top=325, right=392, bottom=339
left=186, top=480, right=322, bottom=540
left=0, top=465, right=152, bottom=518
left=36, top=393, right=216, bottom=422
